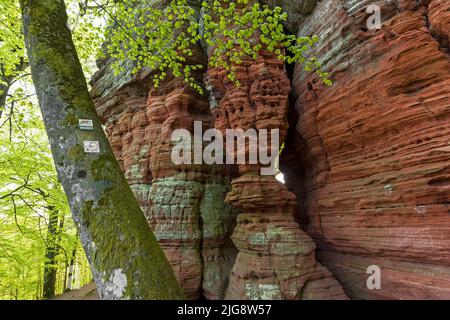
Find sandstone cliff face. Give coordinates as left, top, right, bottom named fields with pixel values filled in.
left=91, top=49, right=238, bottom=299
left=284, top=0, right=450, bottom=299
left=91, top=0, right=450, bottom=300
left=206, top=51, right=347, bottom=299
left=145, top=75, right=238, bottom=300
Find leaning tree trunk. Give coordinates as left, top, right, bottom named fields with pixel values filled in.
left=20, top=0, right=184, bottom=299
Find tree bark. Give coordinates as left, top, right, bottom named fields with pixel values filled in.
left=43, top=207, right=59, bottom=299
left=0, top=82, right=10, bottom=118
left=20, top=0, right=184, bottom=299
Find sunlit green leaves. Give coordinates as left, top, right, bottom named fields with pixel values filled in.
left=66, top=0, right=106, bottom=79
left=106, top=0, right=331, bottom=93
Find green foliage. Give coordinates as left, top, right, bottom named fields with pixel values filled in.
left=105, top=0, right=331, bottom=93
left=0, top=1, right=25, bottom=82
left=66, top=1, right=106, bottom=76
left=0, top=0, right=104, bottom=83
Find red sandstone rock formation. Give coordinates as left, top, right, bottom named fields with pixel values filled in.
left=91, top=51, right=238, bottom=299
left=286, top=0, right=450, bottom=299
left=207, top=51, right=348, bottom=300
left=145, top=76, right=238, bottom=299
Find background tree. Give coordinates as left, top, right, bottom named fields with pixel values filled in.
left=42, top=207, right=63, bottom=299
left=0, top=1, right=28, bottom=120
left=104, top=0, right=330, bottom=93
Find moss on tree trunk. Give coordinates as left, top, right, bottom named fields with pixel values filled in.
left=20, top=0, right=184, bottom=300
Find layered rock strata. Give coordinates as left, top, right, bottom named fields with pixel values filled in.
left=145, top=76, right=238, bottom=299
left=286, top=0, right=450, bottom=299
left=207, top=51, right=348, bottom=300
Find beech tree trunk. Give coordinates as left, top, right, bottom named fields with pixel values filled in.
left=65, top=248, right=77, bottom=291
left=20, top=0, right=184, bottom=299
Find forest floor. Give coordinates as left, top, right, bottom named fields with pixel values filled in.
left=50, top=283, right=99, bottom=300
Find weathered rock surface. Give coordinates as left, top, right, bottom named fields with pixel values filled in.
left=91, top=49, right=238, bottom=299
left=207, top=51, right=348, bottom=300
left=145, top=75, right=238, bottom=299
left=286, top=0, right=450, bottom=299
